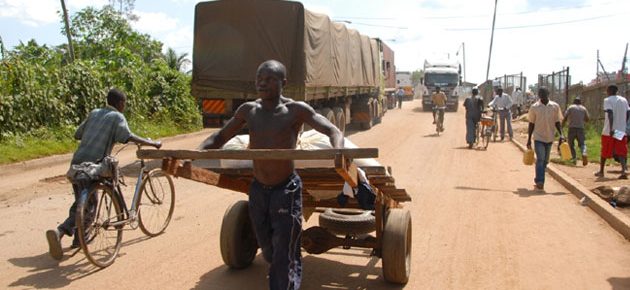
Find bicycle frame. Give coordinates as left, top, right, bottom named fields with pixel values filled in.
left=100, top=145, right=150, bottom=229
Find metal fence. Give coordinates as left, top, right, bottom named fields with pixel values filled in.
left=538, top=67, right=571, bottom=110
left=476, top=73, right=527, bottom=105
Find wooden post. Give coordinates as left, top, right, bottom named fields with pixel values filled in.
left=60, top=0, right=75, bottom=63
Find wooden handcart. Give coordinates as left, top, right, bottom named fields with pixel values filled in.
left=137, top=148, right=412, bottom=284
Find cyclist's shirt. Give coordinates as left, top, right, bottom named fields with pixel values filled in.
left=432, top=92, right=447, bottom=107
left=71, top=106, right=132, bottom=165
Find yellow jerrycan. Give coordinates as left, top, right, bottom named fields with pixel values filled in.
left=523, top=149, right=535, bottom=165
left=559, top=142, right=572, bottom=161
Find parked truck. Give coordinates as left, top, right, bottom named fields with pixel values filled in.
left=192, top=0, right=396, bottom=134
left=421, top=60, right=462, bottom=112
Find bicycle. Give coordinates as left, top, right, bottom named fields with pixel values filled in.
left=478, top=108, right=498, bottom=149
left=434, top=106, right=446, bottom=136
left=75, top=143, right=175, bottom=268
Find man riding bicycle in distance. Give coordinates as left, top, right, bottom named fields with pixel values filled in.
left=46, top=88, right=162, bottom=261
left=432, top=86, right=447, bottom=130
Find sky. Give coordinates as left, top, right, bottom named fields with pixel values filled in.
left=1, top=0, right=629, bottom=88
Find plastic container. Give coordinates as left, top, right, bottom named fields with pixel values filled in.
left=523, top=149, right=535, bottom=165
left=559, top=142, right=572, bottom=161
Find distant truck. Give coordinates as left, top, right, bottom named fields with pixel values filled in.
left=192, top=0, right=396, bottom=133
left=395, top=72, right=415, bottom=100
left=421, top=60, right=462, bottom=112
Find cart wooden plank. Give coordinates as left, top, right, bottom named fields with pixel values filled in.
left=138, top=148, right=378, bottom=160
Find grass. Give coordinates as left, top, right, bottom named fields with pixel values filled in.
left=0, top=117, right=201, bottom=165
left=557, top=123, right=628, bottom=166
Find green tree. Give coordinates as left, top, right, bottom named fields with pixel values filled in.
left=163, top=48, right=191, bottom=72
left=108, top=0, right=137, bottom=21
left=64, top=6, right=161, bottom=63
left=411, top=69, right=424, bottom=86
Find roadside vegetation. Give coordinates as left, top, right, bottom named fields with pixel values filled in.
left=0, top=5, right=201, bottom=165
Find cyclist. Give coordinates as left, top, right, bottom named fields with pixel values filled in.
left=463, top=88, right=484, bottom=148
left=432, top=86, right=447, bottom=131
left=488, top=86, right=513, bottom=141
left=46, top=88, right=161, bottom=261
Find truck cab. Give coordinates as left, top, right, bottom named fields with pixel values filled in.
left=421, top=60, right=461, bottom=112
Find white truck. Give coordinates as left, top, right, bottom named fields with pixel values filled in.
left=421, top=60, right=462, bottom=112
left=395, top=71, right=415, bottom=100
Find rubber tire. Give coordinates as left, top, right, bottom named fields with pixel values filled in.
left=360, top=103, right=374, bottom=130
left=318, top=208, right=376, bottom=236
left=332, top=106, right=346, bottom=135
left=77, top=184, right=123, bottom=268
left=138, top=169, right=175, bottom=237
left=220, top=200, right=258, bottom=269
left=382, top=208, right=412, bottom=284
left=320, top=107, right=335, bottom=124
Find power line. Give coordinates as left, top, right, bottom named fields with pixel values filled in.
left=425, top=1, right=615, bottom=19
left=446, top=14, right=615, bottom=31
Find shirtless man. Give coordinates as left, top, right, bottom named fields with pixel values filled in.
left=199, top=60, right=343, bottom=290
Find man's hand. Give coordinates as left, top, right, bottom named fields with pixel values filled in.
left=526, top=139, right=532, bottom=150
left=610, top=130, right=615, bottom=136
left=558, top=136, right=566, bottom=144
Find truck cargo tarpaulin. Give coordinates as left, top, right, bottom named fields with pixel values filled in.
left=193, top=0, right=379, bottom=93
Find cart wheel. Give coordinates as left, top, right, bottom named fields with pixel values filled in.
left=220, top=200, right=258, bottom=269
left=382, top=208, right=411, bottom=284
left=318, top=208, right=375, bottom=236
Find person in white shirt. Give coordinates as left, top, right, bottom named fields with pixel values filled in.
left=512, top=87, right=524, bottom=118
left=488, top=87, right=513, bottom=141
left=594, top=85, right=630, bottom=179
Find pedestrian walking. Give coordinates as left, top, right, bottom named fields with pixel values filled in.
left=594, top=85, right=630, bottom=179
left=512, top=87, right=524, bottom=118
left=396, top=87, right=404, bottom=109
left=463, top=88, right=484, bottom=148
left=489, top=87, right=513, bottom=141
left=562, top=97, right=590, bottom=165
left=527, top=87, right=565, bottom=190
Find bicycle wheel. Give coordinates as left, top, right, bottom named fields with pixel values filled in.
left=138, top=169, right=175, bottom=237
left=482, top=126, right=490, bottom=149
left=76, top=184, right=123, bottom=268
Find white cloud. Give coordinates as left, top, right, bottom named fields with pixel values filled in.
left=0, top=0, right=108, bottom=27
left=0, top=0, right=59, bottom=26
left=132, top=11, right=178, bottom=34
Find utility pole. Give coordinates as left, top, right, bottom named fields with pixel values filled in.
left=60, top=0, right=75, bottom=63
left=486, top=0, right=498, bottom=82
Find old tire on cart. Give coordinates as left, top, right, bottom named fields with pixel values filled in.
left=220, top=200, right=258, bottom=269
left=318, top=208, right=375, bottom=236
left=382, top=208, right=411, bottom=284
left=332, top=106, right=346, bottom=135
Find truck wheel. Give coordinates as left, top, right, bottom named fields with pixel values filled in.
left=320, top=108, right=335, bottom=126
left=382, top=208, right=411, bottom=284
left=360, top=104, right=374, bottom=130
left=318, top=208, right=376, bottom=236
left=220, top=200, right=258, bottom=269
left=332, top=106, right=346, bottom=135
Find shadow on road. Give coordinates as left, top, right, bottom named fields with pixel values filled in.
left=7, top=251, right=101, bottom=289
left=193, top=253, right=405, bottom=290
left=513, top=187, right=565, bottom=197
left=423, top=133, right=440, bottom=137
left=455, top=186, right=513, bottom=194
left=607, top=277, right=630, bottom=290
left=412, top=107, right=429, bottom=113
left=7, top=235, right=151, bottom=289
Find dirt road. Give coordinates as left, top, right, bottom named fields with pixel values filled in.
left=1, top=99, right=629, bottom=289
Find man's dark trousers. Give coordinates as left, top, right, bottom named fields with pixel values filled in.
left=249, top=173, right=303, bottom=290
